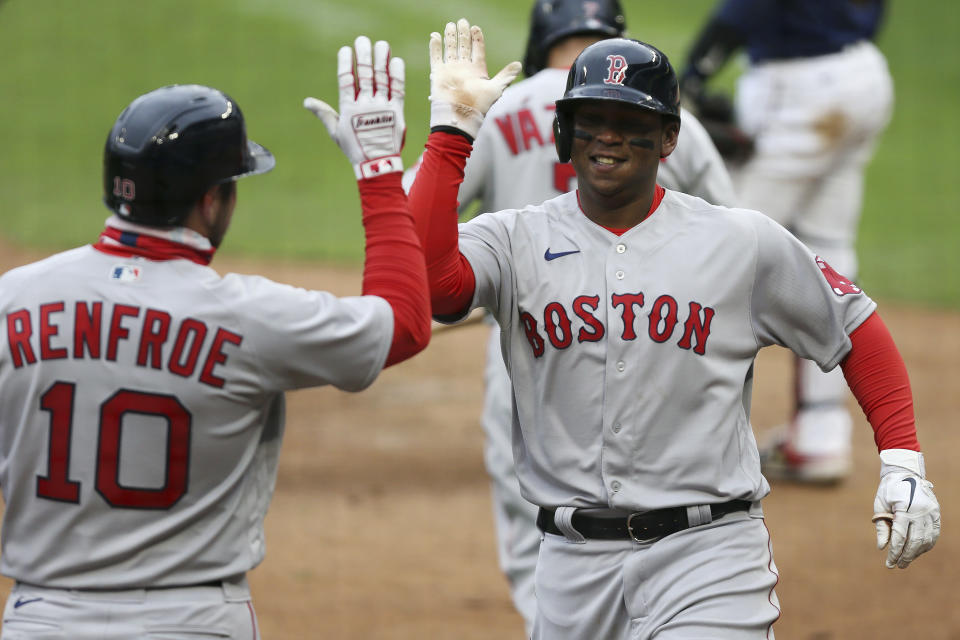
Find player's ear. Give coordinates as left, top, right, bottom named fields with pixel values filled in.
left=660, top=118, right=680, bottom=158
left=198, top=185, right=222, bottom=222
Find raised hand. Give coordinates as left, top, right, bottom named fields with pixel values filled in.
left=428, top=18, right=522, bottom=139
left=304, top=36, right=406, bottom=179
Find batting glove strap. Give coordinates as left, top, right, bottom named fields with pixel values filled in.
left=354, top=155, right=403, bottom=180
left=429, top=99, right=483, bottom=140
left=427, top=19, right=521, bottom=140
left=879, top=448, right=925, bottom=477
left=872, top=449, right=940, bottom=569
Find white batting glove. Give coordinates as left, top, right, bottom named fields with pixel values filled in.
left=428, top=18, right=522, bottom=139
left=872, top=449, right=940, bottom=569
left=304, top=37, right=406, bottom=180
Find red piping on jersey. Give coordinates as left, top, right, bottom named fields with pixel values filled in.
left=576, top=184, right=665, bottom=236
left=762, top=518, right=781, bottom=637
left=247, top=602, right=258, bottom=639
left=93, top=227, right=215, bottom=265
left=408, top=131, right=477, bottom=318
left=840, top=311, right=920, bottom=451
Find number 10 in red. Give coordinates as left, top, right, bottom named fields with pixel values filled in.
left=37, top=381, right=192, bottom=510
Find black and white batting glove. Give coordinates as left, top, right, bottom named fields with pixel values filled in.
left=872, top=449, right=940, bottom=569
left=428, top=18, right=521, bottom=139
left=304, top=36, right=406, bottom=180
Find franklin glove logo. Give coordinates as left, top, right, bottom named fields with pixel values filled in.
left=352, top=112, right=395, bottom=130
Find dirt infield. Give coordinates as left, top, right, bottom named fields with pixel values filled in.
left=0, top=246, right=957, bottom=638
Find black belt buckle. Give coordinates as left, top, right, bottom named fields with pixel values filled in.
left=626, top=511, right=667, bottom=544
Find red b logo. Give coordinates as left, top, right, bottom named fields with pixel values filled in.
left=816, top=256, right=862, bottom=296
left=604, top=55, right=628, bottom=85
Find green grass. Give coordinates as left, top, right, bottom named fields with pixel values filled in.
left=1, top=1, right=957, bottom=307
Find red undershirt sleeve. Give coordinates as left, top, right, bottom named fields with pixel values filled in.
left=357, top=173, right=431, bottom=367
left=406, top=131, right=477, bottom=318
left=840, top=311, right=921, bottom=452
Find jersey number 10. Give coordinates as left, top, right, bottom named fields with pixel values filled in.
left=37, top=381, right=190, bottom=510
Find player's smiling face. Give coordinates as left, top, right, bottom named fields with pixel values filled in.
left=570, top=102, right=678, bottom=209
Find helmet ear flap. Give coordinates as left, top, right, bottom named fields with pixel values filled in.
left=554, top=111, right=573, bottom=163
left=522, top=25, right=544, bottom=77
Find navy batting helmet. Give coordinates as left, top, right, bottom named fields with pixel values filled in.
left=553, top=38, right=680, bottom=162
left=103, top=84, right=275, bottom=227
left=522, top=0, right=626, bottom=77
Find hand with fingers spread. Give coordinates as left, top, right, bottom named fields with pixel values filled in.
left=304, top=36, right=406, bottom=179
left=429, top=18, right=522, bottom=139
left=872, top=449, right=941, bottom=569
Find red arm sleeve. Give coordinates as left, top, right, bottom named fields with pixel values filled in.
left=406, top=131, right=477, bottom=318
left=840, top=312, right=921, bottom=451
left=357, top=173, right=431, bottom=368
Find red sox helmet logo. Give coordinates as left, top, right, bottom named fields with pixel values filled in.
left=582, top=1, right=600, bottom=18
left=604, top=54, right=628, bottom=85
left=816, top=256, right=862, bottom=296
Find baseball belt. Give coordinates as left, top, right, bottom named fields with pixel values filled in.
left=536, top=500, right=752, bottom=543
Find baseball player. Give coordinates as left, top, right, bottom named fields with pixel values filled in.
left=404, top=1, right=736, bottom=633
left=0, top=38, right=427, bottom=638
left=680, top=0, right=895, bottom=483
left=409, top=21, right=940, bottom=638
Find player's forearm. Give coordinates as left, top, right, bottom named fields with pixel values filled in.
left=408, top=130, right=470, bottom=247
left=357, top=173, right=432, bottom=367
left=408, top=130, right=477, bottom=317
left=840, top=312, right=920, bottom=451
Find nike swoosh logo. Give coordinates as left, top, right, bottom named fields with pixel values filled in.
left=544, top=248, right=581, bottom=261
left=13, top=597, right=43, bottom=609
left=903, top=477, right=917, bottom=511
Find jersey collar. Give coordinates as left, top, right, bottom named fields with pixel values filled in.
left=92, top=215, right=216, bottom=265
left=578, top=184, right=666, bottom=236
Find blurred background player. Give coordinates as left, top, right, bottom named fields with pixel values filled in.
left=405, top=1, right=734, bottom=633
left=679, top=0, right=894, bottom=483
left=0, top=37, right=428, bottom=639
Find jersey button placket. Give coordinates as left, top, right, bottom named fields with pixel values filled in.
left=604, top=242, right=632, bottom=505
left=615, top=244, right=627, bottom=280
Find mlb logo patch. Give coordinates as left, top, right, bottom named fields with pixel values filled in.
left=111, top=264, right=142, bottom=283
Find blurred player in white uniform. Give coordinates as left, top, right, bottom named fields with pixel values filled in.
left=405, top=2, right=733, bottom=632
left=1, top=38, right=426, bottom=639
left=410, top=21, right=939, bottom=639
left=680, top=0, right=894, bottom=483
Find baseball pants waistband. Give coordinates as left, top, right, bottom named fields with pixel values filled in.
left=537, top=500, right=752, bottom=543
left=12, top=574, right=250, bottom=603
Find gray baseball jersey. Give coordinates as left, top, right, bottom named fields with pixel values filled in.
left=0, top=232, right=393, bottom=588
left=451, top=189, right=876, bottom=511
